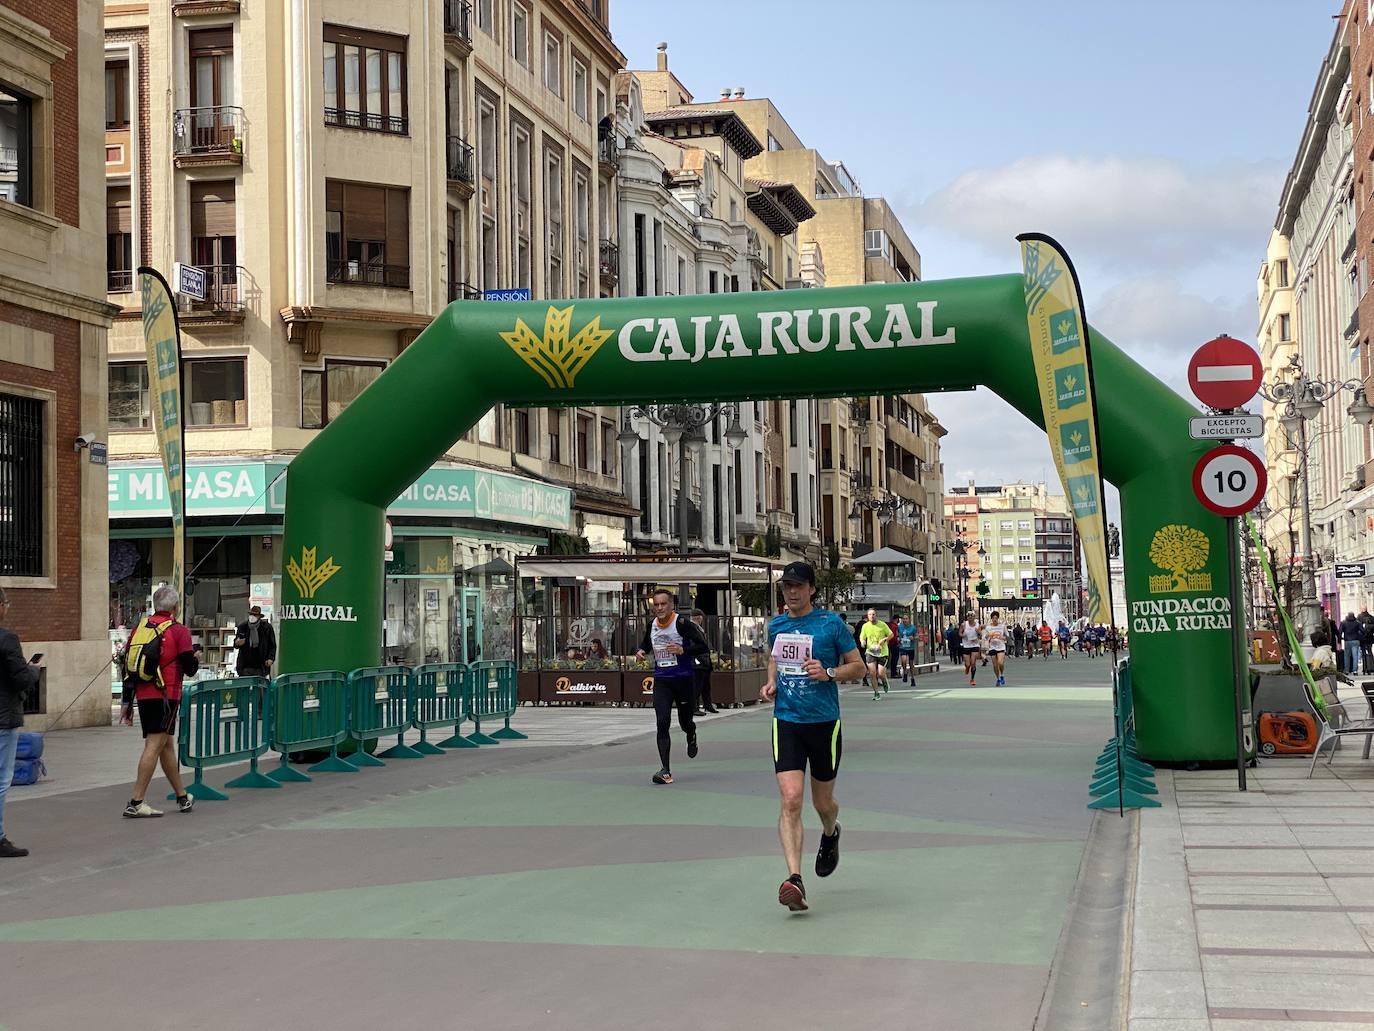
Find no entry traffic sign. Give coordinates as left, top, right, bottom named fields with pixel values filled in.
left=1192, top=445, right=1267, bottom=517
left=1188, top=336, right=1263, bottom=411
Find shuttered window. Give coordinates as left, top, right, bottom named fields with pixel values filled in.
left=107, top=185, right=133, bottom=293
left=325, top=179, right=410, bottom=288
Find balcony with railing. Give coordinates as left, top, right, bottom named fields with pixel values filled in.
left=597, top=133, right=618, bottom=172
left=172, top=105, right=244, bottom=167
left=449, top=280, right=482, bottom=302
left=328, top=258, right=410, bottom=290
left=323, top=107, right=407, bottom=135
left=107, top=269, right=135, bottom=294
left=443, top=0, right=473, bottom=54
left=598, top=240, right=619, bottom=286
left=177, top=264, right=246, bottom=326
left=446, top=135, right=475, bottom=197
left=0, top=145, right=16, bottom=173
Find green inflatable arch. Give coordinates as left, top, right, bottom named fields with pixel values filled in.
left=278, top=267, right=1242, bottom=763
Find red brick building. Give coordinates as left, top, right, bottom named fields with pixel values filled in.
left=1348, top=3, right=1374, bottom=499
left=0, top=1, right=115, bottom=728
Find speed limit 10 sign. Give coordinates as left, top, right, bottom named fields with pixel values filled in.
left=1192, top=445, right=1267, bottom=517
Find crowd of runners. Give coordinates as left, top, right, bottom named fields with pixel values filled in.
left=939, top=615, right=1123, bottom=685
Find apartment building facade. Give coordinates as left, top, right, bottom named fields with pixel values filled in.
left=944, top=483, right=1081, bottom=619
left=0, top=0, right=114, bottom=729
left=1256, top=231, right=1301, bottom=576
left=102, top=0, right=629, bottom=666
left=726, top=93, right=948, bottom=579
left=618, top=47, right=824, bottom=571
left=1271, top=14, right=1370, bottom=618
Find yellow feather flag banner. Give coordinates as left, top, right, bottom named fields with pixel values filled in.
left=1018, top=234, right=1113, bottom=623
left=138, top=268, right=187, bottom=608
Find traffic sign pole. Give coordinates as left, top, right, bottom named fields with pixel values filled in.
left=1226, top=516, right=1248, bottom=792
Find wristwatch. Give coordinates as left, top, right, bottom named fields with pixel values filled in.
left=826, top=667, right=837, bottom=681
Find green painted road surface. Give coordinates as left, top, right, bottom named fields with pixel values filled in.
left=0, top=655, right=1114, bottom=1030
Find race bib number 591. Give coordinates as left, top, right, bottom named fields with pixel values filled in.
left=771, top=633, right=813, bottom=675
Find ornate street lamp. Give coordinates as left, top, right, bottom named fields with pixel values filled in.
left=1257, top=355, right=1368, bottom=641
left=618, top=402, right=747, bottom=603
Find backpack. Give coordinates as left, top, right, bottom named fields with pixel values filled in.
left=124, top=617, right=174, bottom=693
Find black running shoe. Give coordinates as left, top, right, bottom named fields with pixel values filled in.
left=652, top=768, right=673, bottom=785
left=815, top=824, right=841, bottom=877
left=687, top=733, right=699, bottom=759
left=778, top=874, right=808, bottom=911
left=177, top=794, right=195, bottom=814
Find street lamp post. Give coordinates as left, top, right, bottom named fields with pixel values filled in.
left=1257, top=355, right=1374, bottom=642
left=619, top=402, right=747, bottom=605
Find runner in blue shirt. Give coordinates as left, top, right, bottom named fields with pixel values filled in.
left=761, top=561, right=864, bottom=912
left=895, top=612, right=917, bottom=683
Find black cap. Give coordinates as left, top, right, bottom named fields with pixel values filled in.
left=779, top=561, right=816, bottom=586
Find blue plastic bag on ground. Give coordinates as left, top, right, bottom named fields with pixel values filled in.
left=10, top=757, right=45, bottom=786
left=15, top=732, right=43, bottom=760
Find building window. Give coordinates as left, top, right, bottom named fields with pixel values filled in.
left=184, top=358, right=247, bottom=427
left=571, top=58, right=588, bottom=120
left=1278, top=312, right=1291, bottom=341
left=545, top=144, right=563, bottom=296
left=477, top=94, right=498, bottom=290
left=325, top=179, right=411, bottom=288
left=767, top=131, right=782, bottom=152
left=514, top=409, right=532, bottom=455
left=0, top=84, right=33, bottom=207
left=0, top=393, right=43, bottom=577
left=1275, top=259, right=1288, bottom=288
left=511, top=2, right=530, bottom=67
left=577, top=413, right=591, bottom=470
left=107, top=185, right=134, bottom=293
left=323, top=25, right=407, bottom=134
left=301, top=359, right=385, bottom=429
left=190, top=28, right=234, bottom=109
left=595, top=82, right=608, bottom=123
left=864, top=229, right=890, bottom=258
left=543, top=31, right=561, bottom=95
left=476, top=0, right=493, bottom=34
left=600, top=419, right=616, bottom=475
left=475, top=403, right=503, bottom=446
left=548, top=410, right=563, bottom=464
left=105, top=60, right=130, bottom=129
left=189, top=180, right=237, bottom=306
left=511, top=121, right=532, bottom=290
left=109, top=363, right=150, bottom=430
left=574, top=167, right=590, bottom=296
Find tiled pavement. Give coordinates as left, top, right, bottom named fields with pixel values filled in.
left=0, top=655, right=1114, bottom=1031
left=1131, top=744, right=1374, bottom=1031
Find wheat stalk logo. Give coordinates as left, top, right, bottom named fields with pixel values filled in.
left=1073, top=484, right=1092, bottom=505
left=1057, top=317, right=1073, bottom=338
left=287, top=546, right=341, bottom=600
left=1062, top=373, right=1078, bottom=392
left=1069, top=430, right=1084, bottom=447
left=500, top=305, right=613, bottom=389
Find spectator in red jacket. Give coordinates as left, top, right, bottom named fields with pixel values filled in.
left=124, top=585, right=202, bottom=819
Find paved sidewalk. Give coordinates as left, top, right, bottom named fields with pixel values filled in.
left=1130, top=748, right=1374, bottom=1030
left=0, top=655, right=1111, bottom=1031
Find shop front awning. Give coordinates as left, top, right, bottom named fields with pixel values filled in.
left=516, top=552, right=778, bottom=584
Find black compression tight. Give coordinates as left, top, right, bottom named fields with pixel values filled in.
left=653, top=678, right=696, bottom=769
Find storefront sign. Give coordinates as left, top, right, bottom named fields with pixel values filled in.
left=109, top=461, right=571, bottom=531
left=388, top=467, right=572, bottom=529
left=108, top=461, right=286, bottom=517
left=1336, top=563, right=1367, bottom=580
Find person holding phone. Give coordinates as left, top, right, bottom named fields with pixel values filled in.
left=233, top=605, right=276, bottom=678
left=0, top=587, right=42, bottom=858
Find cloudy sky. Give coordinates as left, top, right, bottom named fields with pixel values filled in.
left=612, top=0, right=1338, bottom=515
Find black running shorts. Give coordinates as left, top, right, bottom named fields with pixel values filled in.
left=137, top=697, right=180, bottom=738
left=773, top=718, right=842, bottom=781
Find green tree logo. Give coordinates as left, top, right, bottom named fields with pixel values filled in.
left=1148, top=524, right=1210, bottom=593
